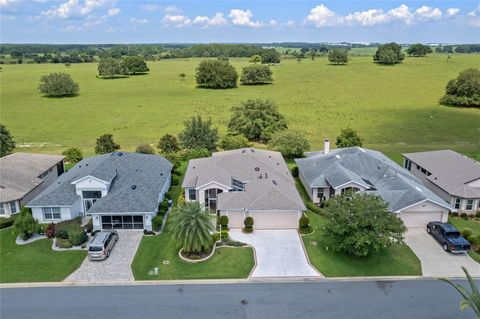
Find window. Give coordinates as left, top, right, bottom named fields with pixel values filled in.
left=341, top=187, right=360, bottom=195
left=0, top=204, right=5, bottom=215
left=82, top=191, right=102, bottom=199
left=404, top=159, right=412, bottom=171
left=317, top=189, right=324, bottom=199
left=453, top=198, right=461, bottom=209
left=42, top=207, right=61, bottom=220
left=466, top=199, right=474, bottom=211
left=231, top=178, right=245, bottom=192
left=188, top=189, right=197, bottom=201
left=9, top=201, right=17, bottom=214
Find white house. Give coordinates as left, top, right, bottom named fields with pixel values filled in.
left=182, top=148, right=306, bottom=229
left=295, top=141, right=453, bottom=228
left=0, top=153, right=65, bottom=217
left=27, top=152, right=172, bottom=231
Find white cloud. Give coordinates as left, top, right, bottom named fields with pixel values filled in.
left=139, top=4, right=162, bottom=11
left=63, top=24, right=82, bottom=32
left=306, top=4, right=339, bottom=27
left=286, top=20, right=295, bottom=27
left=43, top=0, right=116, bottom=19
left=467, top=5, right=480, bottom=27
left=414, top=6, right=442, bottom=20
left=229, top=9, right=263, bottom=27
left=269, top=19, right=277, bottom=26
left=0, top=0, right=18, bottom=7
left=344, top=9, right=388, bottom=26
left=446, top=8, right=460, bottom=17
left=387, top=4, right=413, bottom=25
left=130, top=17, right=148, bottom=24
left=107, top=7, right=120, bottom=16
left=162, top=14, right=191, bottom=27
left=163, top=5, right=181, bottom=14
left=192, top=13, right=227, bottom=27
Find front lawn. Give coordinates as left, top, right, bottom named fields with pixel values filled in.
left=302, top=212, right=422, bottom=277
left=0, top=227, right=86, bottom=283
left=449, top=216, right=480, bottom=263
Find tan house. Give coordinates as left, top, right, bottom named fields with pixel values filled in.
left=403, top=150, right=480, bottom=214
left=182, top=148, right=306, bottom=229
left=295, top=142, right=453, bottom=228
left=0, top=152, right=65, bottom=217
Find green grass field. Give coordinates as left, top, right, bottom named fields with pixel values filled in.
left=1, top=55, right=479, bottom=159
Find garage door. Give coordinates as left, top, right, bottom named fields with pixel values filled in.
left=251, top=211, right=300, bottom=229
left=400, top=212, right=444, bottom=228
left=101, top=215, right=144, bottom=230
left=225, top=211, right=244, bottom=228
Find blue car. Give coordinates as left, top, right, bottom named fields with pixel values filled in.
left=426, top=222, right=471, bottom=253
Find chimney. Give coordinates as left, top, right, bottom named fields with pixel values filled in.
left=323, top=139, right=330, bottom=155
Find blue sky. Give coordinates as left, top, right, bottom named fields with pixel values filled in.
left=1, top=1, right=479, bottom=43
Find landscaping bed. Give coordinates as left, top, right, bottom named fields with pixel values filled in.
left=302, top=211, right=422, bottom=277
left=449, top=215, right=480, bottom=263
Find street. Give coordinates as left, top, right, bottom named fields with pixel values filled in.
left=1, top=279, right=477, bottom=319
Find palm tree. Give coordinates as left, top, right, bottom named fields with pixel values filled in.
left=440, top=267, right=480, bottom=317
left=170, top=202, right=214, bottom=254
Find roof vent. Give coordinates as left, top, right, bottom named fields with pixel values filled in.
left=116, top=152, right=123, bottom=156
left=85, top=164, right=88, bottom=166
left=242, top=150, right=246, bottom=154
left=131, top=185, right=137, bottom=190
left=335, top=155, right=341, bottom=159
left=272, top=180, right=278, bottom=185
left=250, top=149, right=255, bottom=153
left=254, top=167, right=260, bottom=172
left=160, top=173, right=163, bottom=176
left=277, top=163, right=279, bottom=165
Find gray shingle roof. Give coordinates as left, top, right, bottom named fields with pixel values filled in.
left=296, top=147, right=452, bottom=212
left=28, top=152, right=172, bottom=213
left=403, top=150, right=480, bottom=198
left=183, top=148, right=306, bottom=211
left=0, top=153, right=64, bottom=202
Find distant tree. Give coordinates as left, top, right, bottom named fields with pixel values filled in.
left=179, top=73, right=186, bottom=80
left=98, top=57, right=125, bottom=79
left=308, top=49, right=316, bottom=60
left=323, top=192, right=407, bottom=257
left=217, top=55, right=229, bottom=61
left=440, top=68, right=480, bottom=108
left=170, top=202, right=214, bottom=254
left=261, top=49, right=281, bottom=64
left=38, top=72, right=79, bottom=97
left=62, top=147, right=83, bottom=163
left=64, top=63, right=71, bottom=67
left=95, top=133, right=120, bottom=154
left=179, top=115, right=219, bottom=151
left=269, top=130, right=310, bottom=158
left=219, top=134, right=251, bottom=150
left=228, top=99, right=288, bottom=142
left=406, top=43, right=433, bottom=57
left=373, top=42, right=405, bottom=65
left=122, top=56, right=149, bottom=75
left=328, top=49, right=349, bottom=65
left=336, top=128, right=363, bottom=148
left=250, top=55, right=261, bottom=64
left=0, top=124, right=16, bottom=157
left=158, top=134, right=180, bottom=153
left=195, top=60, right=238, bottom=89
left=240, top=65, right=273, bottom=85
left=135, top=144, right=155, bottom=154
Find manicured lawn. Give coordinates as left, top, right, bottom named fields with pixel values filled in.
left=302, top=211, right=422, bottom=277
left=0, top=227, right=86, bottom=283
left=1, top=55, right=479, bottom=160
left=449, top=216, right=480, bottom=263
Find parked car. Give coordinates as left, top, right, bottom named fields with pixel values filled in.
left=88, top=230, right=119, bottom=261
left=426, top=222, right=471, bottom=253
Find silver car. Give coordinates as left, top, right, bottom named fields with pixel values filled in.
left=88, top=230, right=119, bottom=261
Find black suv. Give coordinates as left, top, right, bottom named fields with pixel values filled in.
left=426, top=222, right=471, bottom=253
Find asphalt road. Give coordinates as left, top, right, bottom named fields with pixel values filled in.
left=1, top=280, right=477, bottom=319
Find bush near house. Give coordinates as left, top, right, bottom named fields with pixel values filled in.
left=243, top=216, right=254, bottom=233
left=56, top=238, right=73, bottom=249
left=45, top=223, right=55, bottom=239
left=0, top=216, right=15, bottom=229
left=55, top=218, right=84, bottom=246
left=13, top=209, right=38, bottom=240
left=68, top=228, right=86, bottom=246
left=218, top=215, right=229, bottom=229
left=152, top=215, right=164, bottom=231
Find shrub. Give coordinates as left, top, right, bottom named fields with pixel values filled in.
left=163, top=152, right=181, bottom=171
left=291, top=166, right=299, bottom=177
left=220, top=230, right=228, bottom=239
left=135, top=144, right=155, bottom=154
left=56, top=238, right=72, bottom=249
left=461, top=213, right=468, bottom=220
left=240, top=65, right=273, bottom=85
left=219, top=215, right=229, bottom=228
left=450, top=212, right=459, bottom=217
left=243, top=216, right=254, bottom=233
left=0, top=216, right=15, bottom=229
left=306, top=202, right=323, bottom=215
left=269, top=130, right=310, bottom=158
left=95, top=133, right=120, bottom=154
left=13, top=210, right=39, bottom=240
left=45, top=223, right=55, bottom=238
left=461, top=228, right=473, bottom=238
left=55, top=218, right=81, bottom=239
left=440, top=68, right=480, bottom=108
left=38, top=72, right=79, bottom=97
left=219, top=134, right=250, bottom=150
left=171, top=175, right=179, bottom=186
left=158, top=134, right=180, bottom=153
left=84, top=218, right=93, bottom=233
left=68, top=228, right=86, bottom=246
left=37, top=224, right=46, bottom=235
left=179, top=115, right=219, bottom=152
left=62, top=147, right=83, bottom=163
left=211, top=232, right=221, bottom=242
left=476, top=212, right=480, bottom=218
left=152, top=215, right=164, bottom=231
left=195, top=60, right=238, bottom=89
left=143, top=230, right=155, bottom=236
left=468, top=235, right=479, bottom=246
left=299, top=214, right=310, bottom=228
left=158, top=199, right=169, bottom=214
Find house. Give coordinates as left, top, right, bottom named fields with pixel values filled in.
left=403, top=150, right=480, bottom=214
left=182, top=148, right=306, bottom=229
left=295, top=141, right=453, bottom=227
left=27, top=152, right=172, bottom=231
left=0, top=152, right=65, bottom=217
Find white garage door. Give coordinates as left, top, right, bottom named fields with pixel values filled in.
left=251, top=211, right=300, bottom=229
left=400, top=211, right=444, bottom=228
left=225, top=211, right=244, bottom=228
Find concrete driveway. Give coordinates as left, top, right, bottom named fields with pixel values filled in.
left=405, top=228, right=480, bottom=278
left=229, top=229, right=322, bottom=278
left=65, top=231, right=143, bottom=282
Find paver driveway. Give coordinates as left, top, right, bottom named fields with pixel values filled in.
left=65, top=231, right=143, bottom=282
left=405, top=228, right=480, bottom=278
left=229, top=229, right=322, bottom=278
